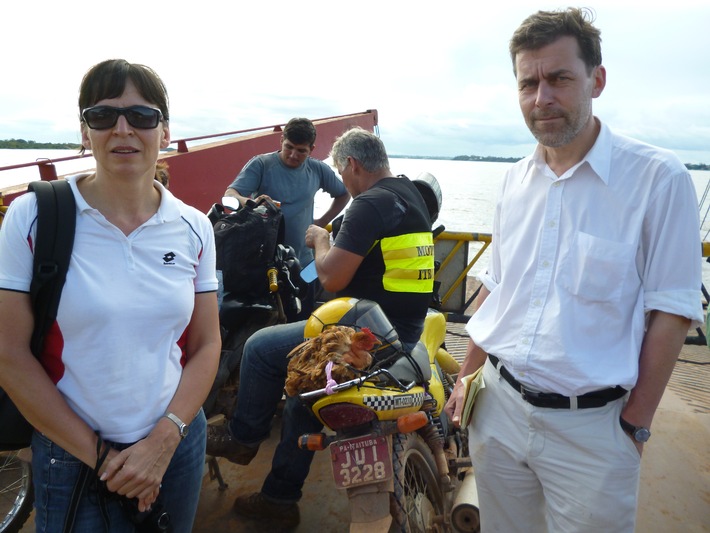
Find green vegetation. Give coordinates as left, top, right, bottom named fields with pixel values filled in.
left=2, top=141, right=707, bottom=169
left=0, top=139, right=81, bottom=150
left=451, top=155, right=523, bottom=163
left=394, top=153, right=708, bottom=170
left=391, top=154, right=524, bottom=162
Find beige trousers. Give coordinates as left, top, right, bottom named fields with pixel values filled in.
left=467, top=358, right=641, bottom=533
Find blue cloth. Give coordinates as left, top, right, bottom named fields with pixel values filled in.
left=229, top=321, right=319, bottom=502
left=228, top=152, right=347, bottom=264
left=31, top=410, right=207, bottom=533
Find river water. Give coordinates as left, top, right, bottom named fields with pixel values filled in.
left=3, top=149, right=710, bottom=281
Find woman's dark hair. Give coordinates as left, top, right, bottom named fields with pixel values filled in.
left=509, top=7, right=602, bottom=75
left=78, top=59, right=170, bottom=122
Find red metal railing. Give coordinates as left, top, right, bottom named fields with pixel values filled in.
left=0, top=110, right=379, bottom=213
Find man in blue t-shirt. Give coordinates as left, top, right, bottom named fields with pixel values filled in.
left=224, top=117, right=349, bottom=266
left=224, top=118, right=350, bottom=319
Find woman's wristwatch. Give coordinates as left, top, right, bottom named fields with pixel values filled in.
left=619, top=416, right=651, bottom=443
left=163, top=412, right=189, bottom=440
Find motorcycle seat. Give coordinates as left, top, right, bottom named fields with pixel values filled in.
left=384, top=341, right=432, bottom=384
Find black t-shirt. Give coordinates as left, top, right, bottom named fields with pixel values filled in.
left=334, top=177, right=433, bottom=345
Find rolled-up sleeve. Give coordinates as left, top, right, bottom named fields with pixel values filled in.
left=642, top=170, right=703, bottom=326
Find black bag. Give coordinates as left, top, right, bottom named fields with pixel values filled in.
left=0, top=180, right=75, bottom=451
left=211, top=198, right=284, bottom=298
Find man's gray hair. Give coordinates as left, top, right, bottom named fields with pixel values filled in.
left=330, top=127, right=389, bottom=173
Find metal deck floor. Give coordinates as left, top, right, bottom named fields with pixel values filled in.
left=16, top=324, right=710, bottom=532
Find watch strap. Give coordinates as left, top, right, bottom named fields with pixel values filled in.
left=619, top=416, right=650, bottom=442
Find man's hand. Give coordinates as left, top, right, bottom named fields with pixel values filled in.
left=304, top=225, right=364, bottom=292
left=305, top=224, right=330, bottom=250
left=254, top=193, right=275, bottom=205
left=445, top=334, right=488, bottom=428
left=444, top=379, right=466, bottom=428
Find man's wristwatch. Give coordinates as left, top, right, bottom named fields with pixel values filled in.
left=163, top=412, right=189, bottom=440
left=619, top=416, right=651, bottom=443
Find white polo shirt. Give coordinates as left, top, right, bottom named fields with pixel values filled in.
left=468, top=121, right=703, bottom=396
left=0, top=174, right=217, bottom=443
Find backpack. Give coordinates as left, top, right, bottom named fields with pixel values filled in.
left=0, top=180, right=75, bottom=451
left=210, top=198, right=285, bottom=299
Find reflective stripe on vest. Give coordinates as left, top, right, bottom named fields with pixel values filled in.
left=380, top=232, right=434, bottom=293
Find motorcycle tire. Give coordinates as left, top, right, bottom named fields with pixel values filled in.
left=0, top=451, right=34, bottom=533
left=390, top=432, right=448, bottom=533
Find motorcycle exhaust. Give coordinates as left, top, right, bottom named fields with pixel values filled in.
left=451, top=468, right=480, bottom=532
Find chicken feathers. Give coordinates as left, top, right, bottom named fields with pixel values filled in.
left=285, top=326, right=381, bottom=396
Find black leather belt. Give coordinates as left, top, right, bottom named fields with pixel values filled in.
left=488, top=354, right=627, bottom=409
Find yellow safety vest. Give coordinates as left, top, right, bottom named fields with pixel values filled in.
left=379, top=232, right=434, bottom=293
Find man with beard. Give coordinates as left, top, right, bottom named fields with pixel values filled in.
left=445, top=8, right=702, bottom=532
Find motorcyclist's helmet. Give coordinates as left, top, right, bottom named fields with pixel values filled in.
left=411, top=172, right=442, bottom=224
left=304, top=297, right=403, bottom=361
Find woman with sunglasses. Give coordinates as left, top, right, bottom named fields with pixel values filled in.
left=0, top=59, right=220, bottom=532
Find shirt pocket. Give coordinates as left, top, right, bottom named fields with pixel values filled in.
left=559, top=231, right=635, bottom=304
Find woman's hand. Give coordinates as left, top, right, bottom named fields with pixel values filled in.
left=100, top=422, right=180, bottom=510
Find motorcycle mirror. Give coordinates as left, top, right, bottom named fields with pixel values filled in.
left=221, top=196, right=241, bottom=211
left=300, top=260, right=318, bottom=283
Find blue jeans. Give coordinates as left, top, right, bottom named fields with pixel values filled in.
left=229, top=320, right=323, bottom=503
left=32, top=409, right=206, bottom=533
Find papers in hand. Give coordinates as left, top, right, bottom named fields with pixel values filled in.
left=460, top=365, right=485, bottom=428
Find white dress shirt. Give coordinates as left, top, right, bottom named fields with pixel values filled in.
left=467, top=121, right=703, bottom=395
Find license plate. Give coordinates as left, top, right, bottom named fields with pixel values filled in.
left=329, top=434, right=392, bottom=489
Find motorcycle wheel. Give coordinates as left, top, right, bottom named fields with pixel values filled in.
left=390, top=433, right=448, bottom=533
left=0, top=451, right=33, bottom=533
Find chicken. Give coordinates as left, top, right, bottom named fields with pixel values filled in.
left=285, top=326, right=381, bottom=396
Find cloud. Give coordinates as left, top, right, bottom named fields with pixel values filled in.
left=2, top=0, right=709, bottom=163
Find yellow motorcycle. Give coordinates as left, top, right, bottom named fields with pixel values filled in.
left=295, top=297, right=480, bottom=532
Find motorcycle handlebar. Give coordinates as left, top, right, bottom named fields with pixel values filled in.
left=267, top=267, right=278, bottom=293
left=297, top=368, right=416, bottom=401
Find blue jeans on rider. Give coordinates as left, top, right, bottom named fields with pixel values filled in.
left=229, top=320, right=320, bottom=503
left=229, top=320, right=417, bottom=503
left=32, top=410, right=207, bottom=533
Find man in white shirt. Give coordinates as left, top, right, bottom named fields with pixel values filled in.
left=445, top=8, right=702, bottom=532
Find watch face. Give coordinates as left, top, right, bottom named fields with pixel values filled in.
left=634, top=428, right=651, bottom=443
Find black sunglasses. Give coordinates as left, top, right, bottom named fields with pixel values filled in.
left=81, top=105, right=163, bottom=130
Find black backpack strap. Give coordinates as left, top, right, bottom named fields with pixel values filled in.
left=27, top=180, right=76, bottom=358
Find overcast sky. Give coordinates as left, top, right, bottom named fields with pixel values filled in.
left=3, top=0, right=709, bottom=163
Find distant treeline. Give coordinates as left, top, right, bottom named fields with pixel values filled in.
left=394, top=153, right=709, bottom=170
left=3, top=140, right=708, bottom=170
left=451, top=155, right=523, bottom=163
left=391, top=154, right=524, bottom=162
left=0, top=139, right=81, bottom=150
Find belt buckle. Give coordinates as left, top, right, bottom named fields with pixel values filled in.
left=520, top=388, right=546, bottom=405
left=520, top=388, right=536, bottom=403
left=521, top=388, right=568, bottom=409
